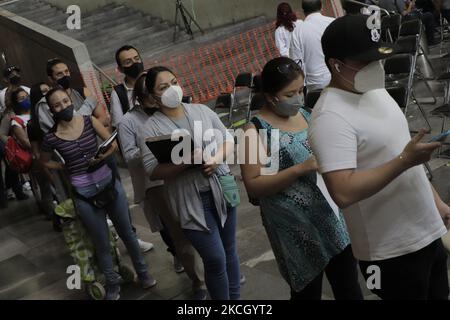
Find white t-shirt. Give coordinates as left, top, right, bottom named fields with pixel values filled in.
left=275, top=20, right=303, bottom=58
left=0, top=86, right=30, bottom=113
left=308, top=87, right=446, bottom=261
left=290, top=13, right=334, bottom=89
left=11, top=114, right=30, bottom=128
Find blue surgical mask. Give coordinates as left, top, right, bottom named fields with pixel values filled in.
left=19, top=98, right=31, bottom=111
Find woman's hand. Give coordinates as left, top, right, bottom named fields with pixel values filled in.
left=299, top=156, right=318, bottom=174
left=88, top=152, right=107, bottom=167
left=203, top=160, right=219, bottom=176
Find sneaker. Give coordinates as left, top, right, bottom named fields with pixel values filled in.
left=192, top=289, right=208, bottom=300
left=105, top=284, right=121, bottom=300
left=107, top=218, right=114, bottom=228
left=240, top=274, right=246, bottom=285
left=22, top=181, right=31, bottom=192
left=138, top=239, right=154, bottom=253
left=139, top=273, right=157, bottom=289
left=173, top=256, right=185, bottom=273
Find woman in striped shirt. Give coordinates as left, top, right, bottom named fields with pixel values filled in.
left=39, top=88, right=155, bottom=300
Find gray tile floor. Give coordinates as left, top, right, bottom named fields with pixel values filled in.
left=1, top=40, right=450, bottom=301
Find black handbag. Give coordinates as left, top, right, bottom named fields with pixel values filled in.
left=75, top=175, right=117, bottom=209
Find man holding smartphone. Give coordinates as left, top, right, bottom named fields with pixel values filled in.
left=309, top=14, right=450, bottom=300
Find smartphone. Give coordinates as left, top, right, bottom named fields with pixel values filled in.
left=428, top=130, right=450, bottom=143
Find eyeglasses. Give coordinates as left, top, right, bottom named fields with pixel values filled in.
left=276, top=60, right=303, bottom=75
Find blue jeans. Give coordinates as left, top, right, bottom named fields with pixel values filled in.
left=183, top=191, right=240, bottom=300
left=74, top=175, right=148, bottom=286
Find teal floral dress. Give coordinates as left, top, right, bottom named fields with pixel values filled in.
left=253, top=108, right=350, bottom=292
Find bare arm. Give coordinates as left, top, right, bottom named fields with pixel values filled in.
left=91, top=116, right=118, bottom=160
left=12, top=126, right=31, bottom=150
left=39, top=151, right=64, bottom=170
left=323, top=130, right=441, bottom=209
left=240, top=124, right=317, bottom=198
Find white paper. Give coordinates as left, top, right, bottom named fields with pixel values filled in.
left=316, top=173, right=340, bottom=219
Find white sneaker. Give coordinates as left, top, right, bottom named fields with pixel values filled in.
left=107, top=219, right=114, bottom=228
left=138, top=239, right=154, bottom=253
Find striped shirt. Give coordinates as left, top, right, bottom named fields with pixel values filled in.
left=42, top=116, right=110, bottom=186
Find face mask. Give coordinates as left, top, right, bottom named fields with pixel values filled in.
left=53, top=105, right=74, bottom=123
left=18, top=98, right=31, bottom=111
left=123, top=62, right=144, bottom=79
left=57, top=76, right=71, bottom=90
left=159, top=85, right=183, bottom=109
left=335, top=60, right=385, bottom=93
left=9, top=75, right=21, bottom=85
left=272, top=93, right=304, bottom=117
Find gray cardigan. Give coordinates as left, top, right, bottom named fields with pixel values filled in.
left=138, top=103, right=234, bottom=232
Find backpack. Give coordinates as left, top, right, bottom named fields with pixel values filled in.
left=5, top=116, right=33, bottom=173
left=113, top=84, right=130, bottom=115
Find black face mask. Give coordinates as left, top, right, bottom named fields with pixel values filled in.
left=123, top=62, right=144, bottom=79
left=56, top=76, right=71, bottom=90
left=9, top=75, right=21, bottom=85
left=53, top=105, right=74, bottom=123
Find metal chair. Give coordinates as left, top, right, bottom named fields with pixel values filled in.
left=304, top=90, right=322, bottom=113
left=386, top=86, right=434, bottom=180
left=381, top=13, right=401, bottom=43
left=385, top=53, right=432, bottom=132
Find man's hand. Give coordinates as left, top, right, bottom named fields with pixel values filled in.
left=400, top=129, right=441, bottom=169
left=438, top=202, right=450, bottom=229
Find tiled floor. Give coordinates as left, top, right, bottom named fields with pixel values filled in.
left=1, top=38, right=450, bottom=301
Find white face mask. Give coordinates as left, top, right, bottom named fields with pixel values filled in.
left=160, top=85, right=183, bottom=108
left=335, top=60, right=385, bottom=93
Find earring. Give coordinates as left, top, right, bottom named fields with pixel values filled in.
left=334, top=64, right=341, bottom=73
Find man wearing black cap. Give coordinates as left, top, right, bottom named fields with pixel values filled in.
left=308, top=14, right=450, bottom=299
left=0, top=66, right=30, bottom=113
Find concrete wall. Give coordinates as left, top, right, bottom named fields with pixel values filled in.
left=0, top=7, right=105, bottom=106
left=46, top=0, right=304, bottom=29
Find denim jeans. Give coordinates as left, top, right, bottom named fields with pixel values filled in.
left=183, top=191, right=241, bottom=300
left=74, top=175, right=148, bottom=285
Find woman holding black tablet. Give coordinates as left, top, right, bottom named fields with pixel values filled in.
left=39, top=88, right=155, bottom=300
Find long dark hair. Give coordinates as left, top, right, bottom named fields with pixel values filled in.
left=276, top=3, right=297, bottom=32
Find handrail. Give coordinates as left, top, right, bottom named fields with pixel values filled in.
left=92, top=62, right=117, bottom=86
left=0, top=0, right=19, bottom=7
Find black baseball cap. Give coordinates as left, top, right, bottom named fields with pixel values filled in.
left=3, top=65, right=20, bottom=77
left=322, top=14, right=396, bottom=62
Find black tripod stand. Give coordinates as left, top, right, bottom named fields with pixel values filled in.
left=173, top=0, right=204, bottom=41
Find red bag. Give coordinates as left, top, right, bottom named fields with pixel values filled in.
left=5, top=116, right=32, bottom=173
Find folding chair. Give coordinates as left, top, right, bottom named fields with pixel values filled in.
left=386, top=86, right=434, bottom=180
left=385, top=53, right=432, bottom=132
left=398, top=20, right=438, bottom=103
left=304, top=90, right=322, bottom=113
left=381, top=14, right=401, bottom=43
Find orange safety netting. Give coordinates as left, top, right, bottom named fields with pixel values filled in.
left=86, top=2, right=340, bottom=107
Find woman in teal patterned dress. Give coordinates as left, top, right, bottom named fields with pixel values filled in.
left=240, top=57, right=362, bottom=300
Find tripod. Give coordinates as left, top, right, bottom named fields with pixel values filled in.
left=173, top=0, right=204, bottom=42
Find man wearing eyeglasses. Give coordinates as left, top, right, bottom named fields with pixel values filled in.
left=290, top=0, right=334, bottom=92
left=308, top=14, right=450, bottom=300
